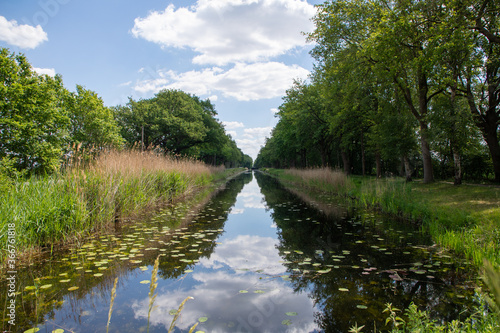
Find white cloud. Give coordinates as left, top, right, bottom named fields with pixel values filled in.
left=207, top=94, right=218, bottom=102
left=132, top=270, right=317, bottom=332
left=223, top=121, right=245, bottom=129
left=271, top=107, right=279, bottom=114
left=133, top=62, right=309, bottom=101
left=234, top=127, right=272, bottom=159
left=230, top=208, right=245, bottom=214
left=244, top=127, right=272, bottom=138
left=0, top=16, right=48, bottom=49
left=200, top=235, right=283, bottom=274
left=118, top=80, right=132, bottom=87
left=131, top=0, right=316, bottom=65
left=33, top=67, right=55, bottom=76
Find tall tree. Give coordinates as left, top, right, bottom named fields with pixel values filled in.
left=66, top=85, right=123, bottom=149
left=0, top=48, right=69, bottom=174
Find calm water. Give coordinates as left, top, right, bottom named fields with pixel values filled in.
left=1, top=171, right=478, bottom=333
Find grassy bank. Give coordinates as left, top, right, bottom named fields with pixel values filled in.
left=350, top=177, right=500, bottom=269
left=0, top=151, right=234, bottom=264
left=265, top=168, right=500, bottom=268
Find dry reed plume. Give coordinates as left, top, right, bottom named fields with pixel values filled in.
left=92, top=150, right=215, bottom=178
left=285, top=167, right=348, bottom=192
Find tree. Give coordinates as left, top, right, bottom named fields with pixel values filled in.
left=454, top=0, right=500, bottom=182
left=0, top=48, right=69, bottom=174
left=66, top=85, right=123, bottom=149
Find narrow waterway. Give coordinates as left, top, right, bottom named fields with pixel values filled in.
left=2, top=171, right=477, bottom=332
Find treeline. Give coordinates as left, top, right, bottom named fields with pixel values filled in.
left=255, top=0, right=499, bottom=184
left=0, top=48, right=251, bottom=177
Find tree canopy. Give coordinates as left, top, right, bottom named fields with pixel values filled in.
left=256, top=0, right=498, bottom=183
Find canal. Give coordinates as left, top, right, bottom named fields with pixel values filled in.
left=1, top=171, right=477, bottom=332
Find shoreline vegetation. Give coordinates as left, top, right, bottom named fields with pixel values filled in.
left=264, top=167, right=500, bottom=268
left=0, top=150, right=242, bottom=267
left=263, top=167, right=500, bottom=332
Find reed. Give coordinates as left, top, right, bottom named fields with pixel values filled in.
left=106, top=277, right=118, bottom=333
left=147, top=256, right=160, bottom=333
left=168, top=296, right=195, bottom=333
left=284, top=167, right=351, bottom=194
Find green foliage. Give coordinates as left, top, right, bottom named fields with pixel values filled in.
left=115, top=89, right=250, bottom=167
left=0, top=48, right=69, bottom=174
left=257, top=0, right=499, bottom=182
left=66, top=85, right=123, bottom=149
left=383, top=297, right=500, bottom=332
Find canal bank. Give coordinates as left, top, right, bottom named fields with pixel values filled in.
left=0, top=149, right=245, bottom=269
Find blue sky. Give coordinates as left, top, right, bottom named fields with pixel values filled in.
left=0, top=0, right=322, bottom=159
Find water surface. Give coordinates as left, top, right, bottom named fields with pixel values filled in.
left=1, top=171, right=477, bottom=332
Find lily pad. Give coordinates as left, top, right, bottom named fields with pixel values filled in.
left=52, top=329, right=65, bottom=333
left=198, top=316, right=208, bottom=323
left=282, top=319, right=292, bottom=326
left=140, top=280, right=150, bottom=284
left=68, top=286, right=79, bottom=291
left=285, top=312, right=298, bottom=316
left=239, top=290, right=249, bottom=293
left=357, top=305, right=368, bottom=309
left=40, top=284, right=52, bottom=289
left=338, top=288, right=349, bottom=292
left=23, top=328, right=40, bottom=333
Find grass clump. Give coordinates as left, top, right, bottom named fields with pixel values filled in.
left=0, top=150, right=223, bottom=264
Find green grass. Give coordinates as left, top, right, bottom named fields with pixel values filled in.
left=0, top=150, right=229, bottom=264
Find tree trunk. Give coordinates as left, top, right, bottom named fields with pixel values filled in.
left=452, top=148, right=462, bottom=185
left=403, top=155, right=412, bottom=182
left=396, top=67, right=434, bottom=183
left=466, top=75, right=500, bottom=182
left=375, top=151, right=382, bottom=178
left=419, top=122, right=434, bottom=183
left=341, top=150, right=351, bottom=175
left=449, top=78, right=462, bottom=186
left=361, top=130, right=366, bottom=176
left=485, top=128, right=500, bottom=183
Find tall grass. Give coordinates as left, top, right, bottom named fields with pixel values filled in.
left=284, top=167, right=351, bottom=194
left=0, top=150, right=222, bottom=264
